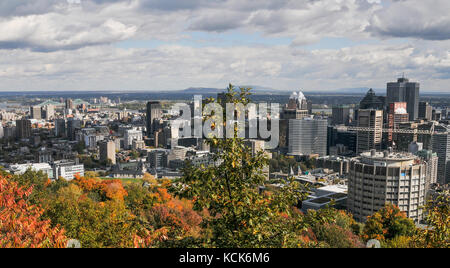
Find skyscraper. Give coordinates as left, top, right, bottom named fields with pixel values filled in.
left=387, top=77, right=420, bottom=121
left=16, top=119, right=32, bottom=139
left=55, top=119, right=66, bottom=138
left=332, top=106, right=351, bottom=126
left=67, top=119, right=81, bottom=141
left=432, top=125, right=450, bottom=185
left=348, top=150, right=427, bottom=223
left=146, top=101, right=162, bottom=136
left=288, top=118, right=328, bottom=156
left=65, top=99, right=74, bottom=110
left=44, top=105, right=55, bottom=120
left=418, top=101, right=432, bottom=121
left=359, top=89, right=385, bottom=110
left=30, top=106, right=42, bottom=120
left=388, top=102, right=409, bottom=147
left=356, top=109, right=383, bottom=154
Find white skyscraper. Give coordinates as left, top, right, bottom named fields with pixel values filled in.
left=288, top=118, right=328, bottom=156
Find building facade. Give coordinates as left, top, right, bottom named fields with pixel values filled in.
left=288, top=118, right=328, bottom=156
left=348, top=150, right=427, bottom=223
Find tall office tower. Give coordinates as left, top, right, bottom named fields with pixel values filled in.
left=387, top=77, right=420, bottom=121
left=283, top=91, right=310, bottom=119
left=332, top=106, right=351, bottom=126
left=388, top=102, right=409, bottom=147
left=65, top=99, right=74, bottom=110
left=356, top=109, right=383, bottom=154
left=146, top=101, right=162, bottom=136
left=30, top=106, right=42, bottom=120
left=0, top=124, right=3, bottom=139
left=99, top=140, right=116, bottom=165
left=416, top=150, right=439, bottom=186
left=432, top=125, right=450, bottom=185
left=67, top=119, right=81, bottom=141
left=16, top=119, right=32, bottom=139
left=54, top=119, right=66, bottom=138
left=288, top=118, right=328, bottom=157
left=348, top=150, right=427, bottom=223
left=359, top=89, right=385, bottom=110
left=280, top=92, right=312, bottom=150
left=44, top=105, right=55, bottom=120
left=328, top=125, right=358, bottom=155
left=418, top=102, right=432, bottom=121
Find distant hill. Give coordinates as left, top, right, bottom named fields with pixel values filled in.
left=177, top=86, right=289, bottom=95
left=328, top=88, right=385, bottom=95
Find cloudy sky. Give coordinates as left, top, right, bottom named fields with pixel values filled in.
left=0, top=0, right=449, bottom=92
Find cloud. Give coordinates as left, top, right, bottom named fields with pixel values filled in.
left=1, top=42, right=449, bottom=92
left=367, top=0, right=450, bottom=40
left=0, top=0, right=449, bottom=92
left=0, top=12, right=137, bottom=51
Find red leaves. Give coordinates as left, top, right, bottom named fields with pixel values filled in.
left=0, top=176, right=67, bottom=248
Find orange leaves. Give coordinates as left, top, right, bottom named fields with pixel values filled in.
left=74, top=176, right=128, bottom=201
left=0, top=176, right=67, bottom=248
left=103, top=181, right=128, bottom=201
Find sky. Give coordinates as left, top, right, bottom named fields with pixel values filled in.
left=0, top=0, right=449, bottom=92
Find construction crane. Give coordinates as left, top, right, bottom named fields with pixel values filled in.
left=337, top=126, right=449, bottom=136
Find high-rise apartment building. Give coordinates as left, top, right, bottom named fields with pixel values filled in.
left=146, top=101, right=162, bottom=136
left=356, top=109, right=383, bottom=154
left=387, top=77, right=420, bottom=121
left=99, top=140, right=116, bottom=165
left=348, top=150, right=427, bottom=223
left=288, top=118, right=328, bottom=156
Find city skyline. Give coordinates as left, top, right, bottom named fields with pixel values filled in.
left=0, top=0, right=450, bottom=92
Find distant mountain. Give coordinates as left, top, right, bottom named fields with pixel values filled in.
left=177, top=86, right=289, bottom=95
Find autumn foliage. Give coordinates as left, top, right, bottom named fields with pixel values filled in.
left=0, top=175, right=67, bottom=248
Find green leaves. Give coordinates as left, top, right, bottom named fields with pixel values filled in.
left=178, top=84, right=309, bottom=248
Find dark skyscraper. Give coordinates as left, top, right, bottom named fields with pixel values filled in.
left=418, top=101, right=433, bottom=120
left=387, top=77, right=420, bottom=121
left=67, top=119, right=81, bottom=141
left=16, top=119, right=31, bottom=139
left=359, top=88, right=385, bottom=110
left=332, top=106, right=351, bottom=126
left=146, top=101, right=162, bottom=136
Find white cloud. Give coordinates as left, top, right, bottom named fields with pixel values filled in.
left=1, top=42, right=449, bottom=91
left=0, top=0, right=449, bottom=91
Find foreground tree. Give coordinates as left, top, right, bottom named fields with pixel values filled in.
left=0, top=175, right=67, bottom=248
left=363, top=204, right=416, bottom=243
left=178, top=85, right=309, bottom=248
left=412, top=193, right=450, bottom=248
